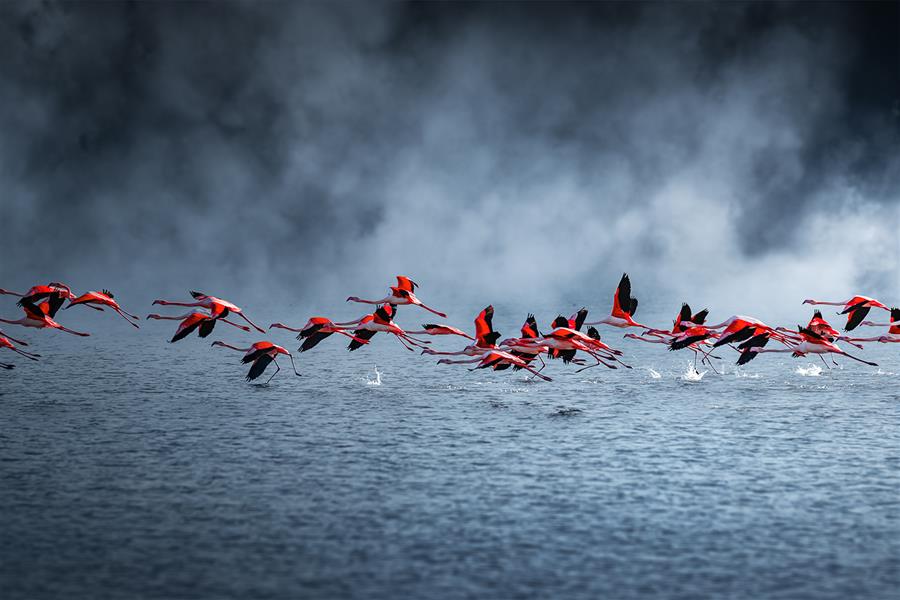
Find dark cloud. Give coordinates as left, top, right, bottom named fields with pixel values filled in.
left=0, top=1, right=897, bottom=313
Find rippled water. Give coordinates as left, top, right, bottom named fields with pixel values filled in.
left=2, top=303, right=899, bottom=599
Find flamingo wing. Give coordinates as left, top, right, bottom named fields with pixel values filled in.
left=374, top=304, right=395, bottom=323
left=844, top=306, right=870, bottom=331
left=198, top=318, right=217, bottom=338
left=613, top=273, right=635, bottom=317
left=474, top=305, right=495, bottom=344
left=348, top=329, right=377, bottom=351
left=691, top=309, right=709, bottom=325
left=171, top=316, right=205, bottom=343
left=300, top=331, right=333, bottom=352
left=19, top=300, right=46, bottom=321
left=572, top=308, right=588, bottom=331
left=395, top=276, right=418, bottom=292
left=246, top=353, right=274, bottom=381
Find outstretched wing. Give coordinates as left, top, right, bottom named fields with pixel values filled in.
left=395, top=276, right=418, bottom=292
left=348, top=329, right=377, bottom=351
left=844, top=306, right=870, bottom=331
left=198, top=318, right=217, bottom=338
left=691, top=309, right=709, bottom=325
left=572, top=308, right=588, bottom=331
left=612, top=273, right=631, bottom=315
left=474, top=305, right=495, bottom=345
left=300, top=331, right=332, bottom=352
left=246, top=353, right=274, bottom=381
left=45, top=292, right=66, bottom=318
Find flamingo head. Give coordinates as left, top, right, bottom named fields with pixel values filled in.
left=210, top=341, right=226, bottom=348
left=802, top=299, right=816, bottom=305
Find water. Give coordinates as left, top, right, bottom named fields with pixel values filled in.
left=2, top=305, right=900, bottom=599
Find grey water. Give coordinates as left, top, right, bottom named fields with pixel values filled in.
left=2, top=302, right=899, bottom=599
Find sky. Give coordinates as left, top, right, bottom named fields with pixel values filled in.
left=0, top=1, right=898, bottom=323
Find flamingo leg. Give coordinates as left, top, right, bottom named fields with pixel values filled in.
left=57, top=325, right=90, bottom=337
left=522, top=364, right=552, bottom=381
left=11, top=347, right=40, bottom=361
left=264, top=359, right=281, bottom=384
left=220, top=318, right=251, bottom=332
left=0, top=362, right=14, bottom=369
left=236, top=312, right=265, bottom=334
left=2, top=333, right=29, bottom=346
left=415, top=301, right=447, bottom=318
left=819, top=355, right=831, bottom=369
left=114, top=308, right=140, bottom=328
left=0, top=289, right=24, bottom=297
left=287, top=354, right=302, bottom=377
left=838, top=351, right=877, bottom=367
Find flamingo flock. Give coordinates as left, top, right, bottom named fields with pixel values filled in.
left=1, top=274, right=896, bottom=383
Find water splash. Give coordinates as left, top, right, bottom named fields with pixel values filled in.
left=646, top=368, right=661, bottom=379
left=366, top=365, right=382, bottom=386
left=681, top=362, right=706, bottom=382
left=795, top=364, right=822, bottom=377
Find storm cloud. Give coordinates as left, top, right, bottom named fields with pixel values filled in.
left=1, top=1, right=897, bottom=318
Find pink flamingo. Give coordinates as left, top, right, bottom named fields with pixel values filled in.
left=211, top=340, right=301, bottom=383
left=347, top=276, right=447, bottom=318
left=152, top=291, right=265, bottom=333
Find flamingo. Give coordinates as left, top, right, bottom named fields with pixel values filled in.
left=520, top=326, right=627, bottom=371
left=0, top=300, right=89, bottom=336
left=65, top=290, right=141, bottom=328
left=146, top=311, right=250, bottom=343
left=404, top=324, right=475, bottom=340
left=151, top=291, right=266, bottom=333
left=705, top=316, right=792, bottom=348
left=211, top=340, right=301, bottom=383
left=338, top=304, right=431, bottom=352
left=422, top=305, right=498, bottom=357
left=347, top=276, right=447, bottom=318
left=498, top=314, right=547, bottom=370
left=849, top=308, right=900, bottom=343
left=742, top=326, right=878, bottom=367
left=270, top=317, right=372, bottom=352
left=802, top=296, right=890, bottom=331
left=774, top=310, right=864, bottom=349
left=437, top=350, right=553, bottom=381
left=585, top=273, right=650, bottom=329
left=3, top=283, right=80, bottom=318
left=1, top=330, right=41, bottom=362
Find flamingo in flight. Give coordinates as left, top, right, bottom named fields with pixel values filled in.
left=211, top=340, right=301, bottom=383
left=850, top=308, right=900, bottom=344
left=338, top=304, right=431, bottom=352
left=802, top=296, right=890, bottom=331
left=423, top=305, right=499, bottom=357
left=499, top=314, right=547, bottom=371
left=1, top=282, right=79, bottom=318
left=347, top=276, right=447, bottom=318
left=405, top=324, right=475, bottom=341
left=0, top=300, right=89, bottom=336
left=65, top=290, right=141, bottom=328
left=437, top=349, right=553, bottom=382
left=270, top=317, right=372, bottom=352
left=146, top=311, right=250, bottom=343
left=0, top=329, right=41, bottom=367
left=585, top=273, right=650, bottom=329
left=742, top=326, right=878, bottom=367
left=548, top=308, right=588, bottom=363
left=152, top=291, right=266, bottom=333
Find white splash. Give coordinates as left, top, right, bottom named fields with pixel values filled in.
left=647, top=368, right=661, bottom=379
left=874, top=368, right=896, bottom=376
left=795, top=364, right=822, bottom=377
left=681, top=362, right=706, bottom=382
left=366, top=365, right=382, bottom=386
